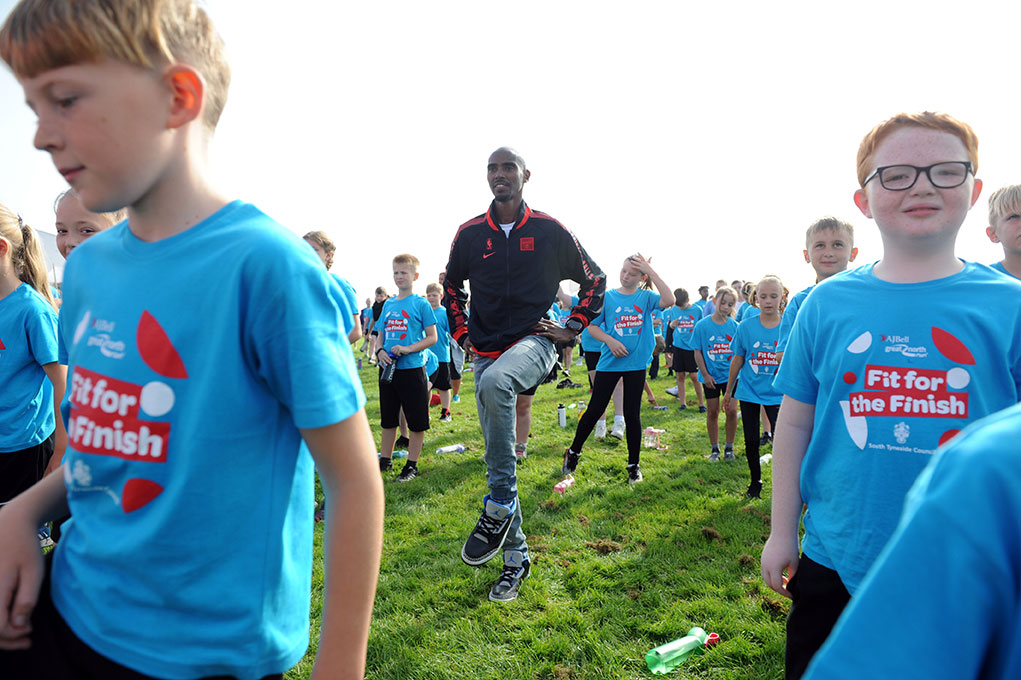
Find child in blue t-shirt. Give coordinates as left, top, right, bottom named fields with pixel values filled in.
left=723, top=275, right=785, bottom=499
left=425, top=282, right=453, bottom=422
left=763, top=112, right=1021, bottom=680
left=690, top=286, right=740, bottom=461
left=776, top=217, right=859, bottom=362
left=666, top=288, right=706, bottom=412
left=373, top=254, right=437, bottom=481
left=0, top=6, right=383, bottom=678
left=562, top=255, right=673, bottom=483
left=985, top=184, right=1021, bottom=280
left=0, top=206, right=65, bottom=507
left=804, top=403, right=1021, bottom=680
left=303, top=231, right=361, bottom=344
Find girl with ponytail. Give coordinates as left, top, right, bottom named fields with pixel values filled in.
left=0, top=202, right=66, bottom=507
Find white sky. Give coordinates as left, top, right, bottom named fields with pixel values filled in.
left=1, top=0, right=1018, bottom=301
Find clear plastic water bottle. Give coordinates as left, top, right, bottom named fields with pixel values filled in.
left=557, top=403, right=567, bottom=428
left=436, top=444, right=465, bottom=454
left=760, top=453, right=772, bottom=465
left=553, top=476, right=575, bottom=494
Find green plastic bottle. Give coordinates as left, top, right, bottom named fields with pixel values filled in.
left=645, top=627, right=708, bottom=674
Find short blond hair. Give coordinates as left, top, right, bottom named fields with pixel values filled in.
left=805, top=216, right=855, bottom=249
left=856, top=112, right=978, bottom=188
left=55, top=189, right=126, bottom=227
left=987, top=185, right=1021, bottom=228
left=425, top=282, right=442, bottom=295
left=0, top=0, right=230, bottom=130
left=393, top=253, right=420, bottom=270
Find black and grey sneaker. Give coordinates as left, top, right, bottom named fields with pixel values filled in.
left=489, top=551, right=530, bottom=602
left=708, top=449, right=720, bottom=462
left=396, top=462, right=418, bottom=482
left=723, top=449, right=736, bottom=462
left=562, top=448, right=580, bottom=476
left=627, top=464, right=643, bottom=484
left=462, top=495, right=516, bottom=566
left=395, top=435, right=411, bottom=449
left=379, top=456, right=393, bottom=472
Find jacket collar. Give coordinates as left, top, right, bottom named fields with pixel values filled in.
left=485, top=200, right=532, bottom=232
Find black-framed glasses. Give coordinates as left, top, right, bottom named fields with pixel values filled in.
left=863, top=162, right=973, bottom=191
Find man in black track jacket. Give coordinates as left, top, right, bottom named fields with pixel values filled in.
left=443, top=147, right=605, bottom=602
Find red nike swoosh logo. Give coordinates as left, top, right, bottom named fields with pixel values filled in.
left=483, top=252, right=496, bottom=259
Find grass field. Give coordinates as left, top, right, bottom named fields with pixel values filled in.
left=290, top=358, right=790, bottom=680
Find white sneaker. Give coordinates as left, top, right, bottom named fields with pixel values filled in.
left=595, top=420, right=607, bottom=438
left=665, top=386, right=679, bottom=397
left=610, top=422, right=625, bottom=440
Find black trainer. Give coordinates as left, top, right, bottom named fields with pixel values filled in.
left=396, top=462, right=418, bottom=482
left=395, top=435, right=411, bottom=448
left=379, top=456, right=393, bottom=472
left=627, top=464, right=643, bottom=484
left=462, top=495, right=516, bottom=566
left=745, top=481, right=763, bottom=499
left=489, top=552, right=530, bottom=602
left=562, top=448, right=580, bottom=476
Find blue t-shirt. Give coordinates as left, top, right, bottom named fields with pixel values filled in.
left=692, top=299, right=707, bottom=314
left=729, top=315, right=782, bottom=405
left=670, top=306, right=701, bottom=349
left=330, top=273, right=358, bottom=335
left=701, top=298, right=715, bottom=318
left=689, top=315, right=739, bottom=383
left=428, top=304, right=451, bottom=363
left=736, top=302, right=758, bottom=323
left=380, top=294, right=435, bottom=370
left=777, top=285, right=812, bottom=354
left=571, top=294, right=601, bottom=353
left=991, top=260, right=1019, bottom=280
left=774, top=262, right=1021, bottom=593
left=805, top=403, right=1021, bottom=680
left=0, top=283, right=59, bottom=452
left=593, top=288, right=661, bottom=373
left=53, top=201, right=364, bottom=680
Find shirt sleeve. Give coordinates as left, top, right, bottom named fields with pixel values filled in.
left=247, top=254, right=365, bottom=429
left=730, top=323, right=748, bottom=358
left=27, top=300, right=59, bottom=366
left=772, top=293, right=820, bottom=404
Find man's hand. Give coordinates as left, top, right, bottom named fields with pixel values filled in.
left=531, top=318, right=576, bottom=344
left=459, top=334, right=476, bottom=361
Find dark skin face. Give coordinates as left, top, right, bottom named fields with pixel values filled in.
left=487, top=147, right=530, bottom=224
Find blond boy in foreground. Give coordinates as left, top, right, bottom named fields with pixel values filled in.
left=0, top=2, right=382, bottom=678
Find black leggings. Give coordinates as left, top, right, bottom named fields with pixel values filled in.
left=740, top=400, right=779, bottom=484
left=572, top=369, right=645, bottom=465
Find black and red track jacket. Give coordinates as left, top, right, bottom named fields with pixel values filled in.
left=443, top=200, right=605, bottom=357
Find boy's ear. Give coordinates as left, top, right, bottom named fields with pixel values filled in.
left=849, top=247, right=859, bottom=262
left=986, top=225, right=1001, bottom=244
left=803, top=249, right=810, bottom=264
left=853, top=189, right=872, bottom=218
left=165, top=65, right=204, bottom=129
left=969, top=179, right=983, bottom=207
left=413, top=272, right=420, bottom=281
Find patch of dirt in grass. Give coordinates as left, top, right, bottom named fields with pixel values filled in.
left=701, top=527, right=723, bottom=542
left=737, top=554, right=756, bottom=568
left=553, top=665, right=575, bottom=680
left=627, top=589, right=641, bottom=600
left=558, top=559, right=572, bottom=569
left=577, top=513, right=590, bottom=527
left=696, top=478, right=707, bottom=486
left=585, top=538, right=622, bottom=554
left=612, top=512, right=629, bottom=521
left=530, top=540, right=550, bottom=554
left=539, top=499, right=558, bottom=510
left=760, top=597, right=788, bottom=621
left=740, top=505, right=771, bottom=523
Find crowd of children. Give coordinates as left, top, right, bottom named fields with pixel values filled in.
left=1, top=0, right=1020, bottom=677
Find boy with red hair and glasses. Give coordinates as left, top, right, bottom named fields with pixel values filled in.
left=762, top=112, right=1021, bottom=679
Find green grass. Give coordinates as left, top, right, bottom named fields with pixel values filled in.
left=290, top=359, right=789, bottom=680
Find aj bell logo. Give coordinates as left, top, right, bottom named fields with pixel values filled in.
left=881, top=333, right=928, bottom=359
left=80, top=315, right=126, bottom=359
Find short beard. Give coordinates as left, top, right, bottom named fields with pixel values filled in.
left=493, top=193, right=512, bottom=203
